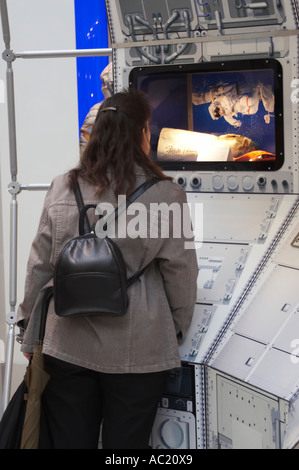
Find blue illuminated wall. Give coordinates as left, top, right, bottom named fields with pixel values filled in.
left=74, top=0, right=109, bottom=131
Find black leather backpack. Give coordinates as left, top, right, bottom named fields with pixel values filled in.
left=53, top=178, right=159, bottom=318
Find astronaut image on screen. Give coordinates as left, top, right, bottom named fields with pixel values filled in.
left=191, top=70, right=276, bottom=162
left=193, top=82, right=274, bottom=127
left=156, top=69, right=276, bottom=164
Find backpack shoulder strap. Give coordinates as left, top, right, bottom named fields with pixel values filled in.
left=73, top=182, right=92, bottom=234
left=127, top=264, right=151, bottom=288
left=102, top=177, right=160, bottom=231
left=115, top=177, right=159, bottom=218
left=74, top=177, right=160, bottom=236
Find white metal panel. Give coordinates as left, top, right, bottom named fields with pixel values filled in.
left=274, top=221, right=299, bottom=270
left=216, top=374, right=283, bottom=449
left=188, top=193, right=284, bottom=243
left=247, top=348, right=299, bottom=400
left=211, top=334, right=267, bottom=381
left=206, top=368, right=288, bottom=449
left=234, top=264, right=299, bottom=344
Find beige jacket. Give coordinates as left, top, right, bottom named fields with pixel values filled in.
left=17, top=168, right=198, bottom=373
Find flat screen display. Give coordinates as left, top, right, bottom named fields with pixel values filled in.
left=129, top=59, right=284, bottom=172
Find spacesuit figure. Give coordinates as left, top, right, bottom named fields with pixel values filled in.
left=193, top=82, right=275, bottom=128
left=79, top=62, right=114, bottom=155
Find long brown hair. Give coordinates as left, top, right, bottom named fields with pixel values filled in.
left=69, top=88, right=172, bottom=197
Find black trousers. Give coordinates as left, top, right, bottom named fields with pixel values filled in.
left=39, top=355, right=169, bottom=449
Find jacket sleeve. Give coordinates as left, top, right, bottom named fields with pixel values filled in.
left=156, top=186, right=198, bottom=342
left=17, top=182, right=55, bottom=338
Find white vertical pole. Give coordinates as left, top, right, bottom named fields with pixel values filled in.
left=0, top=0, right=18, bottom=411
